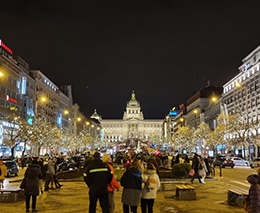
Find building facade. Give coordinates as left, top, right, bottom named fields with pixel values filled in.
left=101, top=91, right=163, bottom=145
left=223, top=45, right=260, bottom=157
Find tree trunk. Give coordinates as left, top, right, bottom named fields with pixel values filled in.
left=11, top=147, right=15, bottom=159
left=38, top=144, right=41, bottom=156
left=22, top=141, right=27, bottom=157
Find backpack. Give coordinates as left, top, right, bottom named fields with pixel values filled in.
left=144, top=175, right=156, bottom=190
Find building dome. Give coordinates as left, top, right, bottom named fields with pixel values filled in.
left=90, top=109, right=101, bottom=122
left=127, top=90, right=139, bottom=107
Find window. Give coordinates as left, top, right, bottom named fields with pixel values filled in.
left=1, top=86, right=6, bottom=94
left=11, top=91, right=16, bottom=99
left=8, top=76, right=12, bottom=84
left=12, top=79, right=17, bottom=86
left=0, top=99, right=5, bottom=106
left=6, top=89, right=11, bottom=96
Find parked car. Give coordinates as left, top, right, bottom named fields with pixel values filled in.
left=213, top=156, right=235, bottom=168
left=230, top=157, right=249, bottom=166
left=4, top=160, right=19, bottom=177
left=250, top=158, right=260, bottom=168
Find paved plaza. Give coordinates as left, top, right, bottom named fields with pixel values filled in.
left=0, top=170, right=249, bottom=213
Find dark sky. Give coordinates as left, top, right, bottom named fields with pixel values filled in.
left=1, top=0, right=260, bottom=119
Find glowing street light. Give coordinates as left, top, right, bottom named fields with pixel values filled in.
left=0, top=72, right=3, bottom=77
left=40, top=97, right=47, bottom=103
left=77, top=117, right=81, bottom=122
left=180, top=117, right=184, bottom=122
left=211, top=96, right=217, bottom=102
left=193, top=109, right=198, bottom=114
left=64, top=110, right=69, bottom=115
left=86, top=121, right=90, bottom=125
left=91, top=124, right=94, bottom=128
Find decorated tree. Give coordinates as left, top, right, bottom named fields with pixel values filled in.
left=30, top=117, right=51, bottom=155
left=193, top=122, right=211, bottom=154
left=1, top=114, right=28, bottom=158
left=172, top=126, right=195, bottom=152
left=78, top=129, right=93, bottom=151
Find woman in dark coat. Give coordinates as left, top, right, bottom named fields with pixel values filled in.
left=24, top=160, right=42, bottom=212
left=247, top=173, right=260, bottom=212
left=121, top=159, right=142, bottom=213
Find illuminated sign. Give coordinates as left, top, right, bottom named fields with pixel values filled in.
left=0, top=39, right=13, bottom=54
left=169, top=111, right=177, bottom=116
left=10, top=106, right=18, bottom=111
left=6, top=95, right=17, bottom=104
left=179, top=104, right=184, bottom=109
left=21, top=77, right=27, bottom=94
left=243, top=64, right=250, bottom=72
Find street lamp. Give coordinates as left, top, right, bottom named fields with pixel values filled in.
left=0, top=72, right=4, bottom=77
left=35, top=95, right=47, bottom=117
left=63, top=110, right=69, bottom=115
left=180, top=117, right=184, bottom=127
left=77, top=117, right=81, bottom=122
left=235, top=82, right=251, bottom=161
left=193, top=109, right=199, bottom=128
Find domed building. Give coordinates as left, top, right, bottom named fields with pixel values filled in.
left=101, top=91, right=163, bottom=147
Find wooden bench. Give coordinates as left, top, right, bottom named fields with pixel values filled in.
left=160, top=181, right=189, bottom=191
left=227, top=188, right=248, bottom=207
left=0, top=189, right=24, bottom=202
left=175, top=184, right=196, bottom=200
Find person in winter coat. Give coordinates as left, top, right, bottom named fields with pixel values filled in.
left=84, top=152, right=113, bottom=213
left=191, top=154, right=202, bottom=184
left=0, top=160, right=7, bottom=189
left=24, top=159, right=42, bottom=212
left=103, top=155, right=120, bottom=213
left=141, top=163, right=161, bottom=213
left=44, top=157, right=56, bottom=191
left=198, top=159, right=208, bottom=184
left=246, top=168, right=260, bottom=212
left=121, top=159, right=142, bottom=213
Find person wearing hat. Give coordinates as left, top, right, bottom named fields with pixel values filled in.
left=0, top=160, right=7, bottom=189
left=84, top=152, right=113, bottom=213
left=246, top=167, right=260, bottom=212
left=103, top=154, right=120, bottom=213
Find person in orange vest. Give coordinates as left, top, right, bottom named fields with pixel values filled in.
left=103, top=155, right=120, bottom=213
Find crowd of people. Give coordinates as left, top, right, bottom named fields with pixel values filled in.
left=5, top=150, right=260, bottom=212
left=84, top=152, right=161, bottom=213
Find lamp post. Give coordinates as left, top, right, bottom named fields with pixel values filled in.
left=193, top=109, right=199, bottom=128
left=236, top=82, right=251, bottom=162
left=180, top=117, right=184, bottom=127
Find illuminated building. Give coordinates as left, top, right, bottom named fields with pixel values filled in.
left=100, top=91, right=163, bottom=146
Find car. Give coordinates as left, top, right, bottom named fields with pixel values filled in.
left=3, top=160, right=19, bottom=177
left=230, top=157, right=249, bottom=166
left=213, top=156, right=235, bottom=168
left=250, top=158, right=260, bottom=168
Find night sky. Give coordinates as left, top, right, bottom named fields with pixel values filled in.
left=1, top=0, right=260, bottom=119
